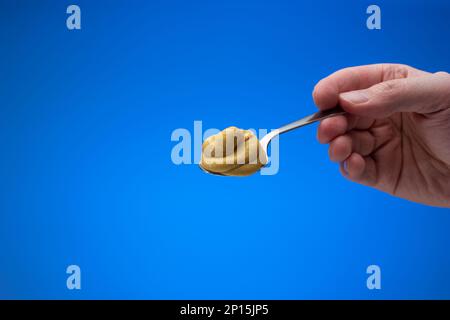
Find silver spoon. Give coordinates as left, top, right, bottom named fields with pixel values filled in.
left=200, top=105, right=346, bottom=175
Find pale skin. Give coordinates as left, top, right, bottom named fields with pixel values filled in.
left=313, top=64, right=450, bottom=208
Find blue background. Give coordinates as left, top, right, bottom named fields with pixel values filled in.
left=1, top=0, right=449, bottom=299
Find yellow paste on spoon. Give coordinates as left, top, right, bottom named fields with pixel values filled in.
left=199, top=127, right=268, bottom=176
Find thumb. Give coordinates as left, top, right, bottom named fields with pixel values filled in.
left=338, top=72, right=450, bottom=118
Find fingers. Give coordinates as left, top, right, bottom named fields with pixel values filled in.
left=318, top=117, right=385, bottom=187
left=340, top=153, right=377, bottom=186
left=317, top=115, right=347, bottom=143
left=339, top=71, right=450, bottom=118
left=346, top=115, right=375, bottom=131
left=347, top=131, right=376, bottom=156
left=328, top=135, right=352, bottom=162
left=313, top=64, right=422, bottom=110
left=317, top=114, right=375, bottom=144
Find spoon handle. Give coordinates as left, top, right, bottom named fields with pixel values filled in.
left=259, top=105, right=347, bottom=150
left=277, top=105, right=346, bottom=135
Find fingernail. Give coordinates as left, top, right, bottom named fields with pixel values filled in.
left=342, top=161, right=349, bottom=175
left=340, top=90, right=369, bottom=104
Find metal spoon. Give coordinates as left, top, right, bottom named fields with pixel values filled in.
left=200, top=105, right=346, bottom=175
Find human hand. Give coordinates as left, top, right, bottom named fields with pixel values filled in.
left=313, top=64, right=450, bottom=208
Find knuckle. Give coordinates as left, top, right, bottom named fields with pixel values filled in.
left=381, top=63, right=410, bottom=80
left=433, top=71, right=450, bottom=107
left=434, top=71, right=450, bottom=82
left=434, top=71, right=449, bottom=76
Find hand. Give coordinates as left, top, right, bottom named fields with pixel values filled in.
left=313, top=64, right=450, bottom=208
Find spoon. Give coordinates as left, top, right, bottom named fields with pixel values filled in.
left=200, top=105, right=346, bottom=175
left=259, top=105, right=346, bottom=155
